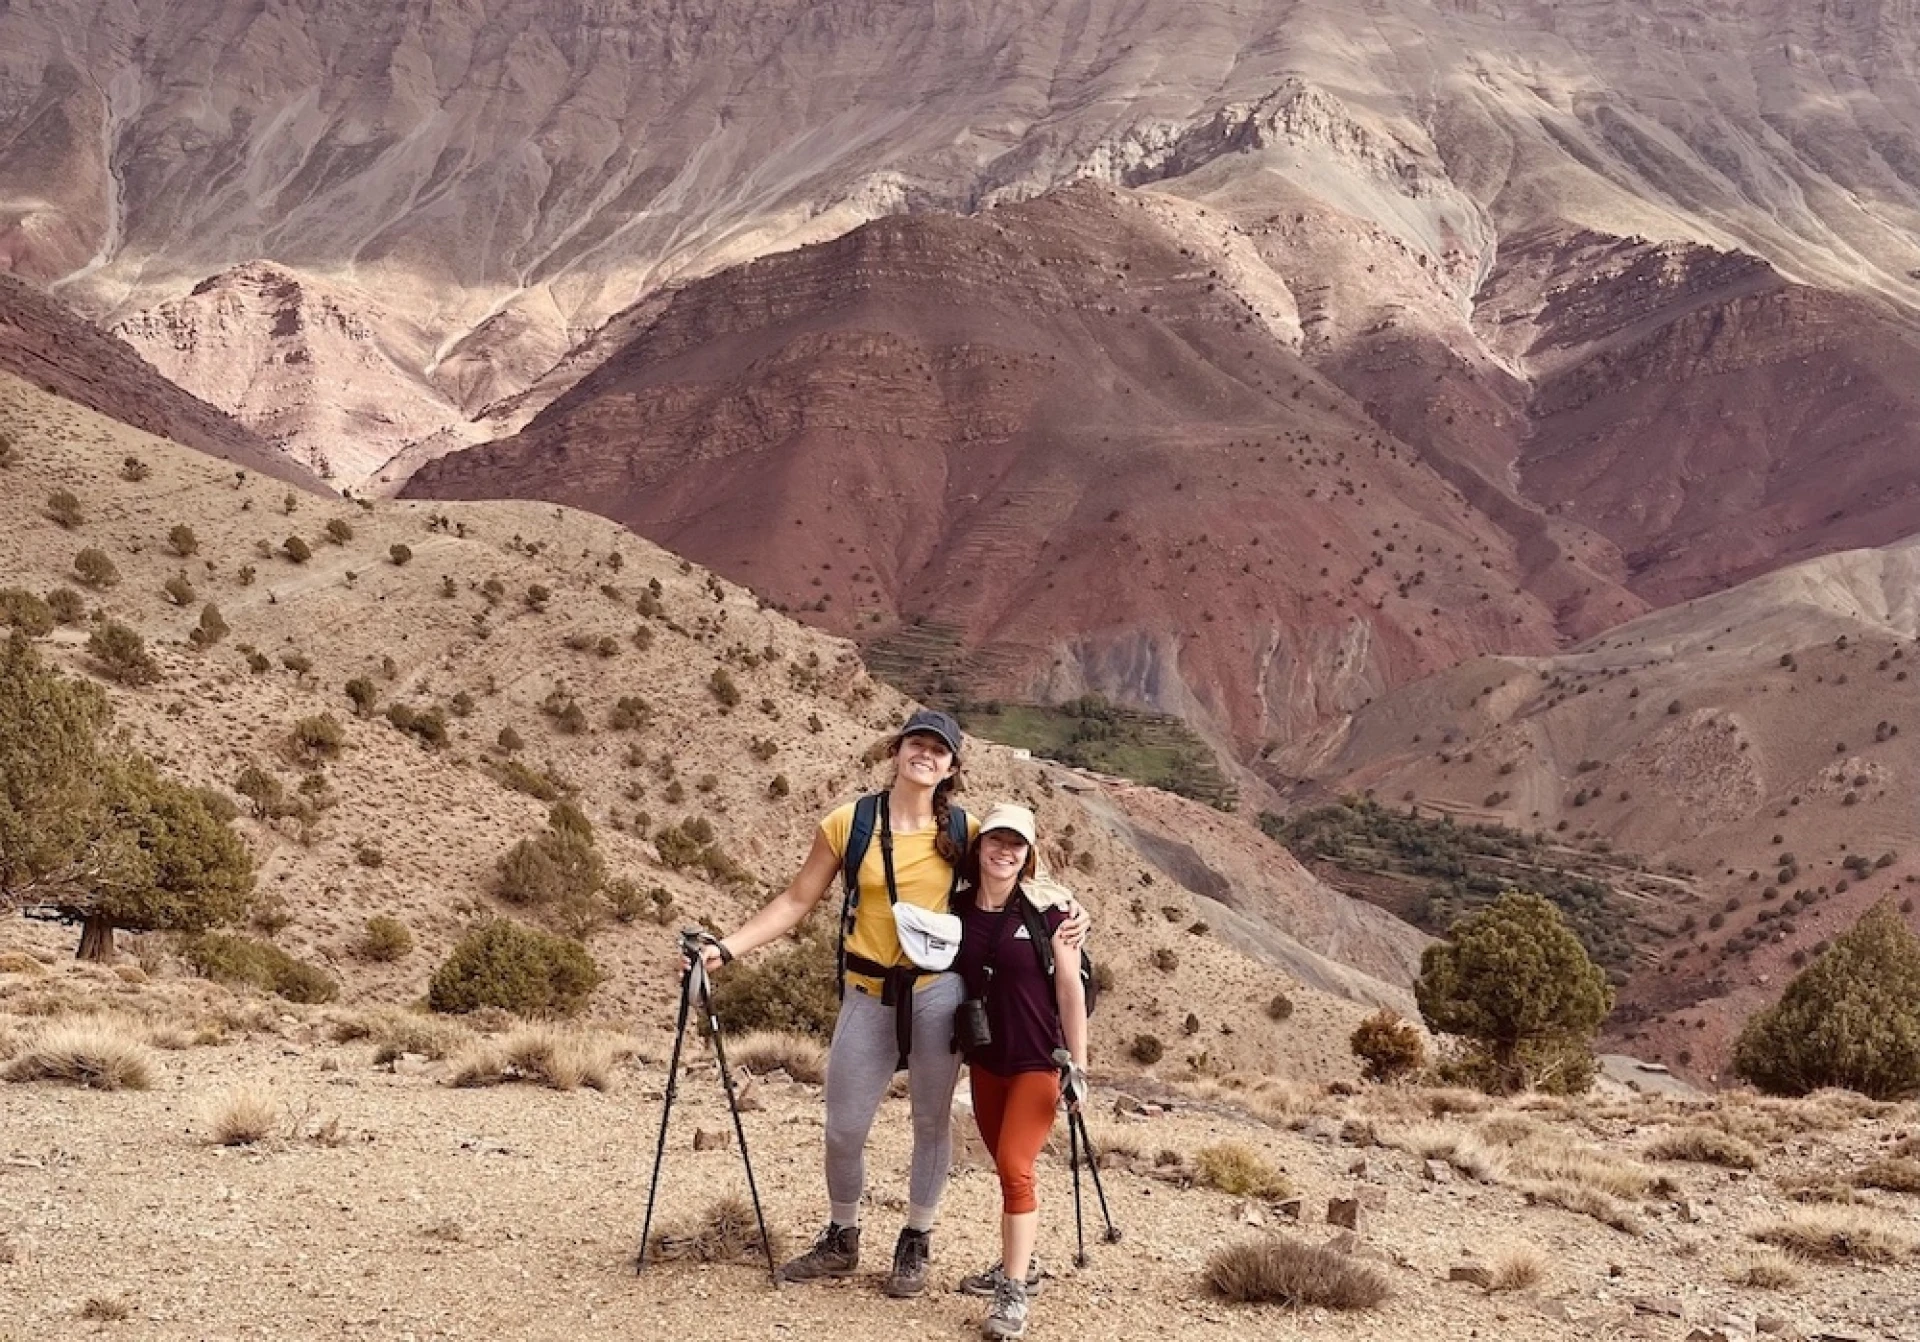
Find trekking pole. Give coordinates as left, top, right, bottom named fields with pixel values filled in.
left=1053, top=1050, right=1122, bottom=1257
left=637, top=930, right=778, bottom=1283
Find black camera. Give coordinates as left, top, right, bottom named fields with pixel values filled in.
left=955, top=998, right=992, bottom=1052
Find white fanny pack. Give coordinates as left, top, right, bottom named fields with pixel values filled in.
left=892, top=902, right=962, bottom=972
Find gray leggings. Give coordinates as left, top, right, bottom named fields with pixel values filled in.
left=823, top=972, right=965, bottom=1226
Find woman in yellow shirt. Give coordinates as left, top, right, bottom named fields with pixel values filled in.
left=697, top=709, right=1082, bottom=1298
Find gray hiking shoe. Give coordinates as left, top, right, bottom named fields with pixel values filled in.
left=884, top=1227, right=932, bottom=1298
left=982, top=1276, right=1030, bottom=1339
left=777, top=1223, right=860, bottom=1282
left=957, top=1258, right=1046, bottom=1298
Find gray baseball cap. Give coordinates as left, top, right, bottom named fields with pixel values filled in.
left=895, top=708, right=962, bottom=758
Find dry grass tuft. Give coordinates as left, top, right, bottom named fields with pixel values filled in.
left=1497, top=1127, right=1655, bottom=1199
left=334, top=1007, right=474, bottom=1062
left=1204, top=1236, right=1391, bottom=1309
left=1518, top=1179, right=1644, bottom=1235
left=204, top=1084, right=281, bottom=1146
left=1384, top=1122, right=1507, bottom=1183
left=1645, top=1126, right=1761, bottom=1170
left=724, top=1029, right=826, bottom=1084
left=1424, top=1086, right=1493, bottom=1117
left=0, top=1018, right=21, bottom=1061
left=1193, top=1141, right=1293, bottom=1198
left=3, top=1018, right=156, bottom=1090
left=1891, top=1134, right=1920, bottom=1160
left=1750, top=1205, right=1917, bottom=1262
left=450, top=1025, right=617, bottom=1091
left=1854, top=1157, right=1920, bottom=1194
left=0, top=951, right=49, bottom=976
left=1728, top=1252, right=1804, bottom=1290
left=78, top=1296, right=132, bottom=1322
left=644, top=1193, right=787, bottom=1265
left=1778, top=1176, right=1867, bottom=1205
left=1488, top=1244, right=1548, bottom=1293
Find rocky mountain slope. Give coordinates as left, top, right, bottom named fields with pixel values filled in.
left=0, top=370, right=1418, bottom=1077
left=1287, top=535, right=1920, bottom=1083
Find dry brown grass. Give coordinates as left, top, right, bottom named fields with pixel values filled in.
left=1518, top=1179, right=1644, bottom=1235
left=0, top=1017, right=22, bottom=1061
left=1644, top=1125, right=1761, bottom=1170
left=0, top=951, right=49, bottom=976
left=3, top=1018, right=156, bottom=1090
left=332, top=1006, right=475, bottom=1062
left=78, top=1296, right=132, bottom=1322
left=1424, top=1086, right=1493, bottom=1117
left=449, top=1024, right=617, bottom=1091
left=644, top=1193, right=787, bottom=1266
left=724, top=1029, right=826, bottom=1084
left=1193, top=1141, right=1293, bottom=1198
left=1383, top=1122, right=1507, bottom=1182
left=1853, top=1157, right=1920, bottom=1194
left=204, top=1084, right=281, bottom=1146
left=1750, top=1205, right=1917, bottom=1262
left=1488, top=1243, right=1548, bottom=1293
left=1203, top=1235, right=1391, bottom=1309
left=1891, top=1133, right=1920, bottom=1160
left=1728, top=1252, right=1804, bottom=1290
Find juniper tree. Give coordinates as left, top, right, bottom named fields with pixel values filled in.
left=1732, top=900, right=1920, bottom=1099
left=1415, top=889, right=1613, bottom=1094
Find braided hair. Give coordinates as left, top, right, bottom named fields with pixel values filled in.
left=931, top=774, right=963, bottom=865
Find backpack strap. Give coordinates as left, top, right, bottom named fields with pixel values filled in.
left=836, top=793, right=883, bottom=996
left=1017, top=894, right=1057, bottom=985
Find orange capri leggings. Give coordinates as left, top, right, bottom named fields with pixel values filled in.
left=970, top=1068, right=1061, bottom=1215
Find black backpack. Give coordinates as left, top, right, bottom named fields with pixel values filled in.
left=1016, top=894, right=1100, bottom=1018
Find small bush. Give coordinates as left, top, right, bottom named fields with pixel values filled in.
left=180, top=932, right=339, bottom=1003
left=609, top=695, right=654, bottom=730
left=163, top=573, right=197, bottom=606
left=45, top=489, right=83, bottom=528
left=45, top=587, right=85, bottom=624
left=709, top=667, right=740, bottom=710
left=385, top=702, right=450, bottom=749
left=1750, top=1205, right=1916, bottom=1262
left=88, top=621, right=161, bottom=685
left=525, top=583, right=551, bottom=611
left=428, top=920, right=604, bottom=1017
left=1151, top=946, right=1179, bottom=972
left=73, top=547, right=120, bottom=589
left=1194, top=1141, right=1293, bottom=1198
left=291, top=713, right=347, bottom=761
left=449, top=1024, right=618, bottom=1091
left=1204, top=1236, right=1390, bottom=1308
left=0, top=588, right=54, bottom=637
left=361, top=916, right=414, bottom=962
left=389, top=543, right=412, bottom=566
left=1728, top=1252, right=1804, bottom=1289
left=3, top=1019, right=157, bottom=1090
left=204, top=1084, right=280, bottom=1145
left=709, top=929, right=839, bottom=1041
left=495, top=819, right=604, bottom=908
left=282, top=536, right=312, bottom=563
left=496, top=757, right=562, bottom=801
left=189, top=603, right=229, bottom=647
left=121, top=455, right=151, bottom=482
left=1351, top=1010, right=1427, bottom=1083
left=324, top=518, right=354, bottom=545
left=1488, top=1245, right=1547, bottom=1293
left=344, top=677, right=378, bottom=717
left=168, top=524, right=199, bottom=557
left=1129, top=1033, right=1165, bottom=1065
left=1645, top=1127, right=1760, bottom=1170
left=1854, top=1156, right=1920, bottom=1194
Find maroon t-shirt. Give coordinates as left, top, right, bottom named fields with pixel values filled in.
left=956, top=891, right=1069, bottom=1075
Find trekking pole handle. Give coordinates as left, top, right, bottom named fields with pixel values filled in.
left=678, top=928, right=726, bottom=995
left=1051, top=1048, right=1089, bottom=1109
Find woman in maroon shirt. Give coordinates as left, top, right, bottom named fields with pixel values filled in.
left=952, top=803, right=1090, bottom=1341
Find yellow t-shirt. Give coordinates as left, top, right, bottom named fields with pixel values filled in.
left=821, top=798, right=979, bottom=996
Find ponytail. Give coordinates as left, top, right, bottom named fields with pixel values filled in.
left=932, top=775, right=963, bottom=864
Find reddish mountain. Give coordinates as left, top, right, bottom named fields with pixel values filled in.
left=0, top=274, right=324, bottom=490
left=406, top=184, right=1573, bottom=753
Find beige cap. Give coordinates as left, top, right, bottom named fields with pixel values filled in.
left=977, top=802, right=1037, bottom=848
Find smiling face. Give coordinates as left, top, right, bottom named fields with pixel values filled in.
left=978, top=828, right=1033, bottom=884
left=891, top=730, right=957, bottom=789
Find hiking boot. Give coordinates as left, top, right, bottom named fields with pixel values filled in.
left=777, top=1223, right=860, bottom=1283
left=884, top=1227, right=932, bottom=1298
left=982, top=1276, right=1030, bottom=1339
left=957, top=1258, right=1046, bottom=1298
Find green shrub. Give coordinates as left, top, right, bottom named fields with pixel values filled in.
left=609, top=695, right=653, bottom=730
left=45, top=489, right=82, bottom=529
left=496, top=757, right=562, bottom=802
left=324, top=519, right=354, bottom=545
left=709, top=668, right=740, bottom=711
left=1151, top=946, right=1179, bottom=972
left=291, top=713, right=346, bottom=761
left=0, top=588, right=55, bottom=637
left=45, top=588, right=85, bottom=624
left=87, top=621, right=160, bottom=686
left=607, top=879, right=676, bottom=926
left=282, top=536, right=312, bottom=563
left=344, top=677, right=378, bottom=717
left=360, top=916, right=414, bottom=962
left=180, top=932, right=338, bottom=1003
left=120, top=456, right=150, bottom=482
left=167, top=524, right=198, bottom=557
left=428, top=920, right=603, bottom=1017
left=1350, top=1010, right=1427, bottom=1083
left=72, top=548, right=120, bottom=589
left=163, top=574, right=197, bottom=607
left=388, top=543, right=412, bottom=566
left=1266, top=991, right=1294, bottom=1022
left=495, top=809, right=605, bottom=907
left=709, top=928, right=839, bottom=1041
left=1732, top=900, right=1920, bottom=1099
left=385, top=702, right=450, bottom=749
left=524, top=584, right=551, bottom=612
left=1195, top=1142, right=1293, bottom=1198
